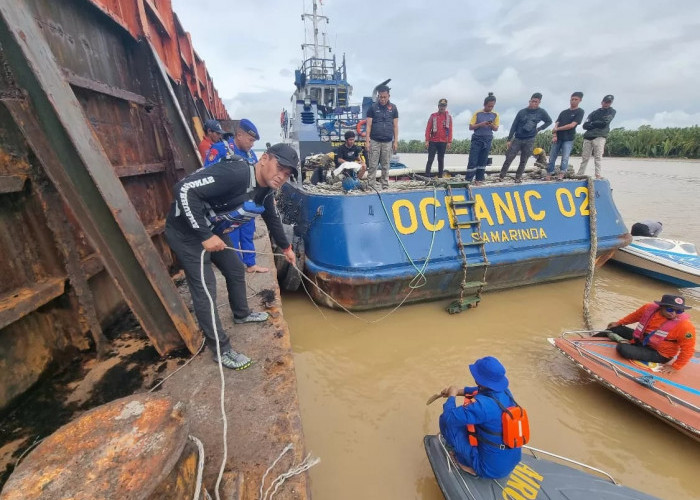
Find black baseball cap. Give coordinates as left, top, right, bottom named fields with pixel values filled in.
left=266, top=143, right=299, bottom=176
left=603, top=94, right=614, bottom=102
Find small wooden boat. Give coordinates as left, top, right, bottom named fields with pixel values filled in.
left=610, top=237, right=700, bottom=287
left=549, top=333, right=700, bottom=441
left=424, top=435, right=658, bottom=499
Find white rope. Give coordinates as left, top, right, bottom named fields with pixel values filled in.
left=259, top=443, right=320, bottom=500
left=189, top=435, right=206, bottom=500
left=200, top=248, right=228, bottom=500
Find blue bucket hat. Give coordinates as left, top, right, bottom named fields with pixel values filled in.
left=469, top=356, right=509, bottom=391
left=238, top=118, right=260, bottom=140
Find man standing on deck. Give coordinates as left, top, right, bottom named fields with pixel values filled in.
left=577, top=95, right=616, bottom=178
left=165, top=144, right=298, bottom=370
left=546, top=92, right=584, bottom=180
left=198, top=119, right=226, bottom=162
left=424, top=98, right=453, bottom=178
left=365, top=84, right=399, bottom=190
left=498, top=93, right=552, bottom=183
left=603, top=294, right=696, bottom=373
left=466, top=93, right=499, bottom=185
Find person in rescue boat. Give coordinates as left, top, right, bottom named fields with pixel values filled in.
left=424, top=98, right=453, bottom=178
left=438, top=356, right=521, bottom=479
left=604, top=294, right=696, bottom=373
left=164, top=144, right=298, bottom=370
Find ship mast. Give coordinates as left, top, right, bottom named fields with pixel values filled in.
left=301, top=0, right=330, bottom=77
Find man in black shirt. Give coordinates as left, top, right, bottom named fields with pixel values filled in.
left=165, top=144, right=298, bottom=370
left=547, top=92, right=584, bottom=180
left=334, top=130, right=366, bottom=179
left=366, top=84, right=399, bottom=189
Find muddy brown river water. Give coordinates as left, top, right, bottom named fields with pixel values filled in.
left=284, top=156, right=700, bottom=500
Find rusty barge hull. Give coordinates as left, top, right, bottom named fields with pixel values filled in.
left=0, top=0, right=227, bottom=410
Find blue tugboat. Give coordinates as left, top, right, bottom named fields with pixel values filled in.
left=276, top=1, right=631, bottom=312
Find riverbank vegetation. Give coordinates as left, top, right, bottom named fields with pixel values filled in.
left=398, top=126, right=700, bottom=158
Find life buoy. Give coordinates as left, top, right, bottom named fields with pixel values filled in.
left=356, top=119, right=367, bottom=137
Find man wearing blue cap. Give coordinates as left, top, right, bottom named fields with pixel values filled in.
left=203, top=119, right=267, bottom=273
left=438, top=356, right=522, bottom=478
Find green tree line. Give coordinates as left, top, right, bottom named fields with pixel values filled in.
left=398, top=125, right=700, bottom=158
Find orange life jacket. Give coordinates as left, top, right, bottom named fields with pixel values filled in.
left=463, top=389, right=530, bottom=449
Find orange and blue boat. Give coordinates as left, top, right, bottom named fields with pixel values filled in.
left=549, top=333, right=700, bottom=441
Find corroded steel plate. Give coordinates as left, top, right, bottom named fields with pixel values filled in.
left=1, top=394, right=189, bottom=499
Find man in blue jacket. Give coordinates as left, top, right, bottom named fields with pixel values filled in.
left=498, top=93, right=552, bottom=183
left=204, top=119, right=268, bottom=273
left=439, top=356, right=522, bottom=479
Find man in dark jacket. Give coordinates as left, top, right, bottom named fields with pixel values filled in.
left=165, top=144, right=297, bottom=370
left=498, top=93, right=552, bottom=183
left=438, top=356, right=522, bottom=479
left=577, top=95, right=616, bottom=178
left=365, top=84, right=399, bottom=189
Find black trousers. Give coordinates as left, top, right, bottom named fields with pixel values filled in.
left=165, top=224, right=252, bottom=353
left=425, top=141, right=447, bottom=177
left=608, top=326, right=672, bottom=364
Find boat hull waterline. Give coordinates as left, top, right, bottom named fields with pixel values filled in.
left=278, top=179, right=630, bottom=310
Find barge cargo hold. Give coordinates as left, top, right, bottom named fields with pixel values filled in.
left=276, top=178, right=631, bottom=311
left=0, top=0, right=228, bottom=409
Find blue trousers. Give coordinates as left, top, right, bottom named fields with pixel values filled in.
left=227, top=220, right=256, bottom=267
left=466, top=136, right=493, bottom=182
left=547, top=140, right=574, bottom=174
left=439, top=413, right=481, bottom=473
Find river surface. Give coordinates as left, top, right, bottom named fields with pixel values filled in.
left=283, top=156, right=700, bottom=500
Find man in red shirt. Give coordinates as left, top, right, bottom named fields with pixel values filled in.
left=424, top=98, right=453, bottom=178
left=198, top=119, right=226, bottom=161
left=604, top=294, right=695, bottom=372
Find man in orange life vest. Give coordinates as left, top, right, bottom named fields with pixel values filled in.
left=438, top=356, right=522, bottom=479
left=604, top=294, right=696, bottom=373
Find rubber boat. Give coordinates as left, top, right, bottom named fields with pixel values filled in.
left=549, top=333, right=700, bottom=441
left=424, top=435, right=658, bottom=500
left=610, top=237, right=700, bottom=287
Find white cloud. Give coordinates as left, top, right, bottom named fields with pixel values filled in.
left=171, top=0, right=700, bottom=143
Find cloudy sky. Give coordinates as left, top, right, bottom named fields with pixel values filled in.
left=171, top=0, right=700, bottom=143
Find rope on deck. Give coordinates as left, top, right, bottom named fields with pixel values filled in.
left=582, top=176, right=598, bottom=330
